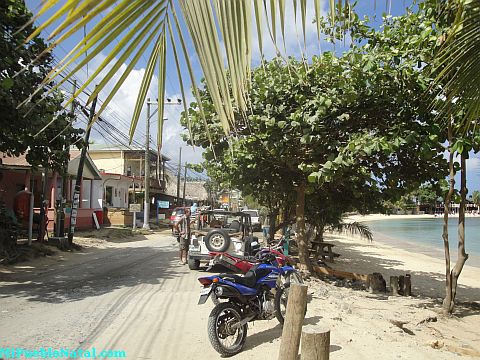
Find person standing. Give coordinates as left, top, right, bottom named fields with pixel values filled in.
left=178, top=208, right=191, bottom=265
left=262, top=215, right=270, bottom=242
left=190, top=202, right=198, bottom=217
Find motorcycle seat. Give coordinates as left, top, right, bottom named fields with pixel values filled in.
left=218, top=271, right=257, bottom=288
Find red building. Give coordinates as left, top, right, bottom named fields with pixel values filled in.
left=0, top=151, right=103, bottom=232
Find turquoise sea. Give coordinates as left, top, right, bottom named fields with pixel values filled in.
left=368, top=217, right=480, bottom=266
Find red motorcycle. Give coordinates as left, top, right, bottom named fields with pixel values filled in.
left=207, top=233, right=297, bottom=273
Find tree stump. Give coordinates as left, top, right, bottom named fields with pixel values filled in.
left=278, top=284, right=308, bottom=360
left=390, top=276, right=400, bottom=296
left=301, top=325, right=330, bottom=360
left=367, top=272, right=386, bottom=293
left=404, top=274, right=412, bottom=296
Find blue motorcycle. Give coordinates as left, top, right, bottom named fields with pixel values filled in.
left=197, top=254, right=303, bottom=356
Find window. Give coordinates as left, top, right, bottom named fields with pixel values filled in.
left=81, top=180, right=91, bottom=208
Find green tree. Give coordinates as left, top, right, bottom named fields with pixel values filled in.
left=472, top=191, right=480, bottom=207
left=183, top=8, right=447, bottom=267
left=0, top=0, right=82, bottom=171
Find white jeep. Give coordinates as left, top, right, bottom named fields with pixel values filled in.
left=188, top=210, right=259, bottom=270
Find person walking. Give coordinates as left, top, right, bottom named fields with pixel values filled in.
left=177, top=208, right=191, bottom=265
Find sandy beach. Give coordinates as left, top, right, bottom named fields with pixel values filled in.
left=307, top=226, right=480, bottom=358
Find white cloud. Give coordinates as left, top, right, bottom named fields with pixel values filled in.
left=71, top=54, right=203, bottom=167
left=468, top=155, right=480, bottom=173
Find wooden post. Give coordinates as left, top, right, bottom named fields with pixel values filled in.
left=404, top=274, right=412, bottom=296
left=390, top=276, right=400, bottom=296
left=301, top=326, right=330, bottom=360
left=278, top=284, right=308, bottom=360
left=398, top=275, right=405, bottom=295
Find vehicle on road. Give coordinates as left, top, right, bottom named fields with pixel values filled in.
left=197, top=253, right=304, bottom=356
left=242, top=209, right=261, bottom=231
left=188, top=210, right=258, bottom=270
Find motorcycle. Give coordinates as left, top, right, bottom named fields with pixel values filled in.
left=207, top=231, right=298, bottom=273
left=197, top=254, right=303, bottom=356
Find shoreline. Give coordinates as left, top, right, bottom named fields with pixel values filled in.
left=348, top=213, right=479, bottom=222
left=326, top=231, right=480, bottom=302
left=371, top=229, right=480, bottom=268
left=345, top=213, right=480, bottom=267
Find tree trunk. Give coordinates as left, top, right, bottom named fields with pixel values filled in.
left=448, top=152, right=469, bottom=313
left=314, top=225, right=324, bottom=243
left=296, top=182, right=310, bottom=269
left=268, top=209, right=278, bottom=243
left=442, top=124, right=454, bottom=314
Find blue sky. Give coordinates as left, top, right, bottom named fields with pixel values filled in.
left=25, top=1, right=479, bottom=191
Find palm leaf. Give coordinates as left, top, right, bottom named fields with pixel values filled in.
left=329, top=221, right=373, bottom=241
left=435, top=0, right=480, bottom=130
left=179, top=0, right=233, bottom=135
left=169, top=3, right=214, bottom=150
left=279, top=0, right=287, bottom=52
left=96, top=25, right=165, bottom=134
left=300, top=0, right=307, bottom=52
left=27, top=0, right=351, bottom=141
left=253, top=0, right=264, bottom=58
left=213, top=0, right=251, bottom=116
left=166, top=16, right=192, bottom=146
left=157, top=31, right=167, bottom=148
left=129, top=31, right=163, bottom=143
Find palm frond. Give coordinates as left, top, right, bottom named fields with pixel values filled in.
left=27, top=1, right=356, bottom=142
left=329, top=221, right=373, bottom=241
left=435, top=0, right=480, bottom=130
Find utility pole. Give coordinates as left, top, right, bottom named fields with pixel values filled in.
left=56, top=80, right=77, bottom=239
left=132, top=174, right=136, bottom=230
left=176, top=147, right=182, bottom=206
left=143, top=98, right=152, bottom=230
left=68, top=93, right=98, bottom=245
left=182, top=162, right=187, bottom=206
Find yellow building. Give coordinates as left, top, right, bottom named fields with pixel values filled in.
left=88, top=144, right=169, bottom=209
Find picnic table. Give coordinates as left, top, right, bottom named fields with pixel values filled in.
left=309, top=240, right=340, bottom=262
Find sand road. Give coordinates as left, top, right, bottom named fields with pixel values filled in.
left=0, top=232, right=284, bottom=360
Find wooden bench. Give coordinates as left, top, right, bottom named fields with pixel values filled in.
left=309, top=240, right=340, bottom=262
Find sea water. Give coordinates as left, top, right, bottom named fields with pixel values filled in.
left=368, top=217, right=480, bottom=262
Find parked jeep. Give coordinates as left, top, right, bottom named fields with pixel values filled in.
left=188, top=210, right=259, bottom=270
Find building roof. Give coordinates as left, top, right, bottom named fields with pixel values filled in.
left=86, top=143, right=171, bottom=161
left=163, top=169, right=208, bottom=201
left=68, top=151, right=102, bottom=180
left=0, top=151, right=102, bottom=180
left=0, top=152, right=30, bottom=168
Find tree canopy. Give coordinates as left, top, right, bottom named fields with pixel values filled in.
left=181, top=6, right=449, bottom=262
left=0, top=0, right=82, bottom=171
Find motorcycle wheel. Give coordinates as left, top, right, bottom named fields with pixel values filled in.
left=208, top=302, right=247, bottom=357
left=274, top=283, right=307, bottom=325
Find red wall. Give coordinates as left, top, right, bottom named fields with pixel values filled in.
left=1, top=169, right=98, bottom=231
left=0, top=170, right=29, bottom=208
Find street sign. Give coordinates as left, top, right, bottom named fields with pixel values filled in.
left=157, top=200, right=170, bottom=209
left=129, top=203, right=142, bottom=212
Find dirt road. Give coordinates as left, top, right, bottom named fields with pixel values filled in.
left=0, top=232, right=284, bottom=360
left=2, top=231, right=476, bottom=360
